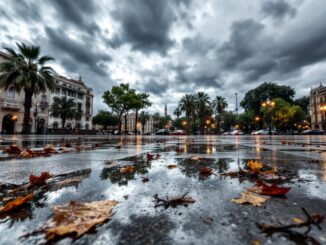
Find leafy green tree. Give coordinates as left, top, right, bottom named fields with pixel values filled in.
left=220, top=111, right=237, bottom=132
left=92, top=111, right=119, bottom=129
left=102, top=83, right=131, bottom=134
left=139, top=111, right=150, bottom=133
left=132, top=92, right=151, bottom=134
left=179, top=94, right=195, bottom=134
left=212, top=96, right=228, bottom=133
left=50, top=96, right=76, bottom=128
left=294, top=96, right=310, bottom=122
left=236, top=110, right=255, bottom=133
left=0, top=43, right=55, bottom=134
left=173, top=107, right=182, bottom=119
left=240, top=82, right=295, bottom=115
left=194, top=92, right=211, bottom=134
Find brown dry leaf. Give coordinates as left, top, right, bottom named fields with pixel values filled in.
left=115, top=142, right=123, bottom=149
left=189, top=155, right=201, bottom=160
left=20, top=149, right=37, bottom=158
left=3, top=144, right=22, bottom=154
left=252, top=240, right=261, bottom=245
left=120, top=166, right=134, bottom=173
left=29, top=172, right=52, bottom=187
left=0, top=193, right=34, bottom=214
left=167, top=164, right=177, bottom=169
left=43, top=200, right=118, bottom=240
left=247, top=160, right=263, bottom=172
left=44, top=145, right=57, bottom=154
left=232, top=191, right=270, bottom=207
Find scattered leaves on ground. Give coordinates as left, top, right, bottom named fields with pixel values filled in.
left=147, top=153, right=160, bottom=161
left=43, top=200, right=118, bottom=241
left=247, top=181, right=291, bottom=196
left=3, top=144, right=22, bottom=154
left=29, top=172, right=52, bottom=187
left=247, top=160, right=263, bottom=172
left=167, top=164, right=177, bottom=169
left=120, top=166, right=134, bottom=173
left=232, top=191, right=270, bottom=207
left=189, top=155, right=201, bottom=160
left=142, top=176, right=150, bottom=183
left=154, top=192, right=195, bottom=209
left=199, top=167, right=213, bottom=176
left=0, top=193, right=34, bottom=214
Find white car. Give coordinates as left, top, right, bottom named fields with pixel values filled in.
left=230, top=129, right=244, bottom=135
left=251, top=129, right=269, bottom=135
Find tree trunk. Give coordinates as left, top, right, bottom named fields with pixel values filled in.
left=62, top=117, right=66, bottom=129
left=118, top=114, right=122, bottom=134
left=22, top=90, right=33, bottom=134
left=134, top=110, right=139, bottom=135
left=142, top=122, right=145, bottom=133
left=124, top=114, right=128, bottom=134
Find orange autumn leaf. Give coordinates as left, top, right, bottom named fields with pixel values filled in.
left=167, top=164, right=177, bottom=169
left=199, top=167, right=213, bottom=176
left=44, top=145, right=57, bottom=154
left=20, top=149, right=37, bottom=158
left=247, top=160, right=263, bottom=172
left=247, top=181, right=291, bottom=196
left=120, top=166, right=134, bottom=173
left=189, top=155, right=201, bottom=160
left=29, top=172, right=52, bottom=187
left=232, top=191, right=270, bottom=207
left=43, top=200, right=118, bottom=240
left=0, top=193, right=34, bottom=214
left=3, top=144, right=22, bottom=154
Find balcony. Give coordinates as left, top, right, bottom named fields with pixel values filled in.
left=39, top=101, right=49, bottom=109
left=1, top=99, right=20, bottom=111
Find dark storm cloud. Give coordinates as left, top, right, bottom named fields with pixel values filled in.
left=51, top=0, right=100, bottom=35
left=0, top=0, right=41, bottom=22
left=45, top=27, right=111, bottom=76
left=110, top=0, right=190, bottom=54
left=262, top=0, right=296, bottom=20
left=182, top=35, right=216, bottom=54
left=142, top=79, right=169, bottom=95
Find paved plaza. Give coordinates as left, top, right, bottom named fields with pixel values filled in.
left=0, top=135, right=326, bottom=244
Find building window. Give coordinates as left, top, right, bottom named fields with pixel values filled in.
left=56, top=87, right=60, bottom=94
left=78, top=93, right=83, bottom=99
left=85, top=123, right=89, bottom=130
left=7, top=87, right=15, bottom=98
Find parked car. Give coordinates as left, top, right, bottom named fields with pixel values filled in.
left=154, top=129, right=170, bottom=135
left=170, top=129, right=186, bottom=135
left=230, top=129, right=244, bottom=135
left=251, top=129, right=269, bottom=135
left=222, top=131, right=230, bottom=135
left=302, top=129, right=324, bottom=135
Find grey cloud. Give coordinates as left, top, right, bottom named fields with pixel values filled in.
left=45, top=27, right=111, bottom=76
left=262, top=0, right=296, bottom=20
left=182, top=35, right=216, bottom=54
left=142, top=79, right=169, bottom=95
left=110, top=0, right=188, bottom=55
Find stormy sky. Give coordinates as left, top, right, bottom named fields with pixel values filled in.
left=1, top=0, right=326, bottom=115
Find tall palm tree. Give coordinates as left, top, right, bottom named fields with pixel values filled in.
left=194, top=92, right=211, bottom=134
left=139, top=111, right=150, bottom=133
left=50, top=96, right=76, bottom=128
left=212, top=96, right=228, bottom=133
left=153, top=112, right=161, bottom=131
left=0, top=43, right=55, bottom=134
left=173, top=107, right=182, bottom=120
left=179, top=94, right=195, bottom=134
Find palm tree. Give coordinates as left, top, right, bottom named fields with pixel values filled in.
left=179, top=94, right=195, bottom=134
left=173, top=107, right=182, bottom=120
left=153, top=112, right=161, bottom=131
left=139, top=111, right=150, bottom=133
left=50, top=96, right=76, bottom=128
left=212, top=96, right=228, bottom=133
left=194, top=92, right=211, bottom=134
left=0, top=43, right=55, bottom=134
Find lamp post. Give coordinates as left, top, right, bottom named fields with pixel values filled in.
left=261, top=98, right=275, bottom=135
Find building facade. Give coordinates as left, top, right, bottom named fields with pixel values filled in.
left=310, top=83, right=326, bottom=130
left=121, top=112, right=154, bottom=134
left=0, top=51, right=93, bottom=134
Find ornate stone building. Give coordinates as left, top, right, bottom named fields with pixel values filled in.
left=121, top=112, right=155, bottom=134
left=310, top=83, right=326, bottom=130
left=0, top=51, right=93, bottom=134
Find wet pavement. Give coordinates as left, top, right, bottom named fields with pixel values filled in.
left=0, top=135, right=326, bottom=245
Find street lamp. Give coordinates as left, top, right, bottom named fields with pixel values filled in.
left=261, top=98, right=275, bottom=135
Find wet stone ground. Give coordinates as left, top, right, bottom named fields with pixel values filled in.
left=0, top=135, right=326, bottom=245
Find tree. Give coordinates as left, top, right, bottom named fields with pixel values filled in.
left=212, top=96, right=228, bottom=133
left=139, top=111, right=150, bottom=133
left=194, top=92, right=211, bottom=134
left=92, top=111, right=119, bottom=129
left=236, top=110, right=255, bottom=133
left=240, top=82, right=295, bottom=115
left=153, top=112, right=161, bottom=131
left=220, top=111, right=237, bottom=132
left=132, top=92, right=151, bottom=134
left=102, top=83, right=131, bottom=134
left=173, top=107, right=182, bottom=119
left=50, top=96, right=76, bottom=128
left=0, top=43, right=55, bottom=134
left=179, top=94, right=195, bottom=134
left=294, top=96, right=310, bottom=120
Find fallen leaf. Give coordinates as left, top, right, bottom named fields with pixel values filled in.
left=0, top=193, right=34, bottom=214
left=247, top=181, right=291, bottom=196
left=199, top=167, right=213, bottom=176
left=252, top=240, right=261, bottom=245
left=292, top=217, right=304, bottom=224
left=189, top=155, right=200, bottom=160
left=154, top=193, right=195, bottom=208
left=120, top=166, right=134, bottom=173
left=43, top=200, right=118, bottom=240
left=247, top=160, right=263, bottom=172
left=44, top=145, right=57, bottom=154
left=105, top=160, right=116, bottom=165
left=232, top=191, right=270, bottom=207
left=3, top=144, right=22, bottom=154
left=115, top=142, right=123, bottom=149
left=29, top=172, right=52, bottom=187
left=147, top=153, right=160, bottom=160
left=167, top=164, right=177, bottom=169
left=20, top=149, right=37, bottom=158
left=141, top=176, right=150, bottom=183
